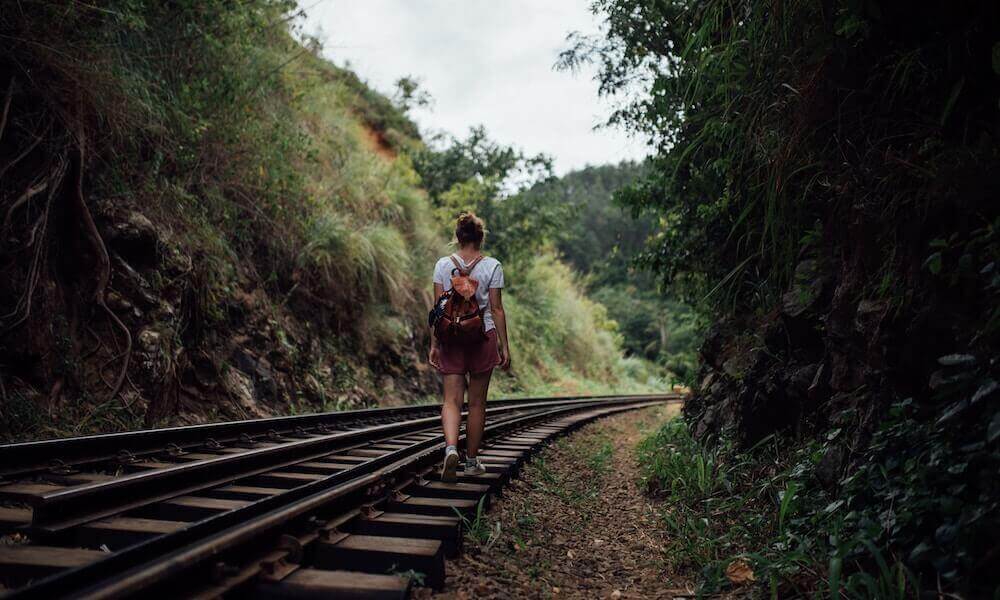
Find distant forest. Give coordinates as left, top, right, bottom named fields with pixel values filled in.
left=524, top=163, right=700, bottom=379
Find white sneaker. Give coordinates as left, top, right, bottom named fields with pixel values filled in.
left=464, top=456, right=486, bottom=476
left=441, top=446, right=460, bottom=482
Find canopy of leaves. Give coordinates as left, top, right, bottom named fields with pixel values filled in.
left=561, top=0, right=1000, bottom=316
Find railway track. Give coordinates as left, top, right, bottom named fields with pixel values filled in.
left=0, top=393, right=680, bottom=598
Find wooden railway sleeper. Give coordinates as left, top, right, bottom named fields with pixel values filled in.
left=0, top=397, right=677, bottom=598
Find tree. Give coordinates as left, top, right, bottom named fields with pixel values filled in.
left=411, top=126, right=562, bottom=264
left=392, top=76, right=433, bottom=113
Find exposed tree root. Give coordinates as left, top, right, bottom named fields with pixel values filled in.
left=0, top=87, right=142, bottom=411
left=70, top=122, right=132, bottom=403
left=0, top=120, right=50, bottom=184
left=0, top=159, right=63, bottom=334
left=3, top=176, right=48, bottom=235
left=22, top=209, right=46, bottom=248
left=98, top=348, right=127, bottom=372
left=81, top=326, right=103, bottom=361
left=0, top=76, right=13, bottom=144
left=46, top=378, right=63, bottom=414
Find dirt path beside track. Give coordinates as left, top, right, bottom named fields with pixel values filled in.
left=420, top=404, right=692, bottom=599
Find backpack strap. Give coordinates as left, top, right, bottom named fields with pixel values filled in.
left=449, top=254, right=484, bottom=276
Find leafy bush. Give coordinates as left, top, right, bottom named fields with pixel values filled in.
left=640, top=363, right=1000, bottom=597
left=636, top=418, right=731, bottom=503
left=637, top=418, right=932, bottom=597
left=561, top=0, right=999, bottom=316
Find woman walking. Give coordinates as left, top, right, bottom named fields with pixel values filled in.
left=429, top=213, right=511, bottom=482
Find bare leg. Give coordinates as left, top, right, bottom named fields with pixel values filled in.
left=441, top=374, right=466, bottom=447
left=465, top=369, right=493, bottom=458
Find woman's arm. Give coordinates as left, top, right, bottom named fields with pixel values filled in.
left=489, top=288, right=511, bottom=371
left=429, top=282, right=444, bottom=368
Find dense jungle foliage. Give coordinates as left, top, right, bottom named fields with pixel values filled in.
left=0, top=1, right=659, bottom=441
left=565, top=0, right=1000, bottom=596
left=522, top=162, right=700, bottom=379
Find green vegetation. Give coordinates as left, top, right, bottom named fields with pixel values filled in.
left=411, top=129, right=663, bottom=396
left=0, top=0, right=444, bottom=435
left=638, top=418, right=929, bottom=597
left=502, top=255, right=657, bottom=394
left=562, top=0, right=998, bottom=323
left=522, top=162, right=701, bottom=380
left=454, top=498, right=502, bottom=549
left=0, top=1, right=658, bottom=440
left=567, top=0, right=1000, bottom=596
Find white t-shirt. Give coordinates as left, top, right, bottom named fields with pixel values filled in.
left=432, top=254, right=505, bottom=332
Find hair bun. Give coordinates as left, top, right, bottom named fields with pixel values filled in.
left=455, top=212, right=486, bottom=247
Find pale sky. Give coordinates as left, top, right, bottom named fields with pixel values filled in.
left=301, top=1, right=649, bottom=175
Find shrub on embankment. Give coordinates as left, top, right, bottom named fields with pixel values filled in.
left=0, top=1, right=651, bottom=440
left=568, top=0, right=1000, bottom=595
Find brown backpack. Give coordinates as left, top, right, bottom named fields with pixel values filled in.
left=433, top=255, right=488, bottom=346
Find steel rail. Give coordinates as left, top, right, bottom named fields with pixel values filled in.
left=21, top=398, right=636, bottom=531
left=165, top=399, right=673, bottom=600
left=6, top=395, right=677, bottom=599
left=0, top=393, right=669, bottom=479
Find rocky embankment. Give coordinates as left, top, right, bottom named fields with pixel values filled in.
left=4, top=201, right=436, bottom=439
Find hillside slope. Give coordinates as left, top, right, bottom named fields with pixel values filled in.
left=0, top=2, right=651, bottom=441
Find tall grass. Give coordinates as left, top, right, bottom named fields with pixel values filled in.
left=636, top=418, right=732, bottom=502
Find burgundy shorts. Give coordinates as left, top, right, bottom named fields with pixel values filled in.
left=437, top=329, right=501, bottom=375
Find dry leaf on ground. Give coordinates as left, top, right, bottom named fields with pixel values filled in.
left=725, top=558, right=756, bottom=584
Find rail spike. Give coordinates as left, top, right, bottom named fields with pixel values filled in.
left=165, top=442, right=186, bottom=457
left=277, top=534, right=303, bottom=563
left=47, top=458, right=77, bottom=475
